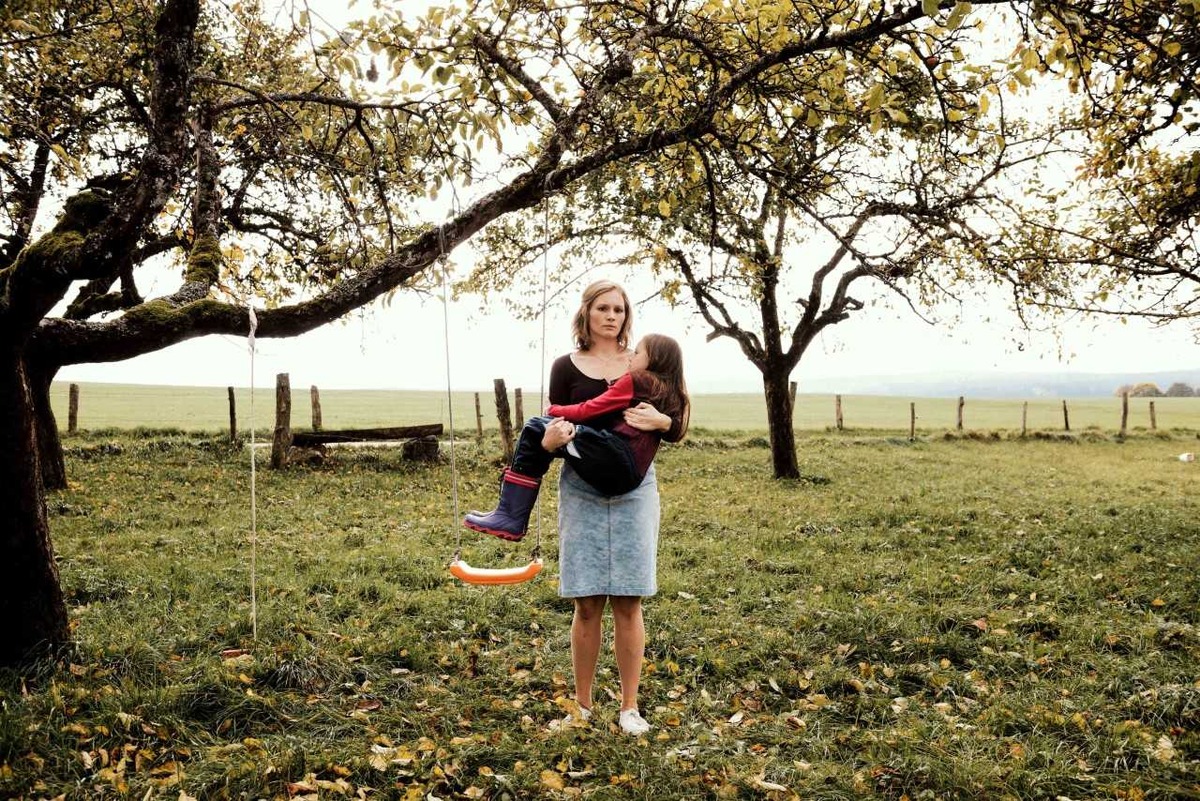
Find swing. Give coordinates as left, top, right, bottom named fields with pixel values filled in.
left=448, top=557, right=543, bottom=585
left=438, top=189, right=550, bottom=587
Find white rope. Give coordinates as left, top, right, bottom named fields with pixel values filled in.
left=439, top=257, right=462, bottom=556
left=247, top=307, right=259, bottom=642
left=535, top=185, right=551, bottom=549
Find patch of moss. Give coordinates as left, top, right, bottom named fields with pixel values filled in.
left=121, top=299, right=176, bottom=326
left=58, top=190, right=112, bottom=231
left=185, top=233, right=222, bottom=285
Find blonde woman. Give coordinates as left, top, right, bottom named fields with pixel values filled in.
left=540, top=280, right=685, bottom=736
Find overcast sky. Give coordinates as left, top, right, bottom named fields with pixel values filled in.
left=55, top=271, right=1198, bottom=393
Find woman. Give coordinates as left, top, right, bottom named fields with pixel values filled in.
left=538, top=279, right=684, bottom=736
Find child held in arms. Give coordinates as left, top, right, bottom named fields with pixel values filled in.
left=464, top=333, right=690, bottom=541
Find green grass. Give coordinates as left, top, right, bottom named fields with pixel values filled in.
left=49, top=381, right=1200, bottom=434
left=2, top=428, right=1198, bottom=799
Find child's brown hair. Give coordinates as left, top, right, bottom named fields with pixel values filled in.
left=632, top=333, right=690, bottom=439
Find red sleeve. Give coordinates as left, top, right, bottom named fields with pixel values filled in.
left=546, top=373, right=634, bottom=421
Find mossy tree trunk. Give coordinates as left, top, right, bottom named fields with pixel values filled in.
left=0, top=348, right=69, bottom=665
left=28, top=360, right=66, bottom=491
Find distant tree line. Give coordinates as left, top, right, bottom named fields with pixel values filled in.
left=1115, top=382, right=1197, bottom=398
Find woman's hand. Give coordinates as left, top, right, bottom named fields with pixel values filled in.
left=623, top=402, right=671, bottom=432
left=541, top=417, right=577, bottom=451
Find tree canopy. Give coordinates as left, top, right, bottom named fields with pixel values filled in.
left=995, top=0, right=1200, bottom=324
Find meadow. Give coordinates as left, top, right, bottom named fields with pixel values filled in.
left=3, top=395, right=1199, bottom=798
left=47, top=381, right=1200, bottom=434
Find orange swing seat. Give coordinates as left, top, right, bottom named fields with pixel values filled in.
left=449, top=557, right=543, bottom=586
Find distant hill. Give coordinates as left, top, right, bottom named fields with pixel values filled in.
left=794, top=369, right=1200, bottom=399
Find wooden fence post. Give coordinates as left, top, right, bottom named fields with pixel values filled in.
left=515, top=388, right=524, bottom=425
left=1062, top=400, right=1070, bottom=432
left=311, top=385, right=322, bottom=431
left=271, top=373, right=292, bottom=469
left=494, top=378, right=514, bottom=462
left=1149, top=400, right=1157, bottom=431
left=68, top=383, right=79, bottom=433
left=835, top=394, right=844, bottom=431
left=956, top=396, right=964, bottom=432
left=1120, top=391, right=1129, bottom=437
left=228, top=386, right=237, bottom=442
left=474, top=392, right=483, bottom=441
left=909, top=402, right=916, bottom=441
left=1022, top=402, right=1028, bottom=437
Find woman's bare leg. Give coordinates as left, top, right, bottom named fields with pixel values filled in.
left=571, top=596, right=607, bottom=710
left=609, top=596, right=645, bottom=711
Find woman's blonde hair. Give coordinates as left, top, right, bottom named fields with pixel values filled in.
left=571, top=279, right=633, bottom=350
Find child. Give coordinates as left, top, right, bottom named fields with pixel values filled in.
left=464, top=333, right=690, bottom=541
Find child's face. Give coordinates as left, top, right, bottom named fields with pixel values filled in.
left=629, top=339, right=650, bottom=372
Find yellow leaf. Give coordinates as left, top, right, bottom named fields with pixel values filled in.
left=922, top=0, right=940, bottom=15
left=866, top=83, right=885, bottom=111
left=657, top=198, right=672, bottom=217
left=945, top=1, right=971, bottom=28
left=540, top=769, right=565, bottom=790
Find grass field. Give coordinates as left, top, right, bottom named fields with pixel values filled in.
left=49, top=381, right=1200, bottom=434
left=1, top=427, right=1198, bottom=799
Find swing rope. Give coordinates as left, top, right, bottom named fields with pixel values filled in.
left=441, top=199, right=545, bottom=585
left=247, top=306, right=259, bottom=641
left=440, top=257, right=462, bottom=558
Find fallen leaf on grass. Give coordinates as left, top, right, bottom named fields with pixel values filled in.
left=751, top=775, right=790, bottom=792
left=1151, top=735, right=1177, bottom=762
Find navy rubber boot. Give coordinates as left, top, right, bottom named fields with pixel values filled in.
left=463, top=469, right=541, bottom=541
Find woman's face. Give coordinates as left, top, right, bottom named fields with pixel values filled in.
left=587, top=288, right=627, bottom=344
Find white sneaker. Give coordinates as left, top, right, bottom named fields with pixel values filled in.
left=548, top=705, right=591, bottom=732
left=618, top=708, right=651, bottom=736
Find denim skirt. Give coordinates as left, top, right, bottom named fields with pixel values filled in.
left=557, top=462, right=659, bottom=598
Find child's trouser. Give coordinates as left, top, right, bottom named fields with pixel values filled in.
left=463, top=416, right=641, bottom=541
left=514, top=416, right=641, bottom=497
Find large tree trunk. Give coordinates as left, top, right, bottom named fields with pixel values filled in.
left=762, top=367, right=799, bottom=479
left=28, top=360, right=66, bottom=490
left=0, top=348, right=70, bottom=666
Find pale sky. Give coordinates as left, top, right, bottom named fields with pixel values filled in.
left=55, top=270, right=1199, bottom=393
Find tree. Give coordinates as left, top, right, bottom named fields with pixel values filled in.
left=1165, top=381, right=1195, bottom=397
left=467, top=3, right=1074, bottom=478
left=3, top=0, right=1049, bottom=666
left=984, top=1, right=1200, bottom=325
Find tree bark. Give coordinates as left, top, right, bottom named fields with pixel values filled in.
left=762, top=368, right=799, bottom=479
left=0, top=348, right=70, bottom=665
left=28, top=360, right=67, bottom=490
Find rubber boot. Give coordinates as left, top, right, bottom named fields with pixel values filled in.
left=463, top=468, right=541, bottom=541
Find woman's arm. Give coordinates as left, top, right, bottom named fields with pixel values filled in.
left=623, top=402, right=680, bottom=439
left=547, top=354, right=572, bottom=406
